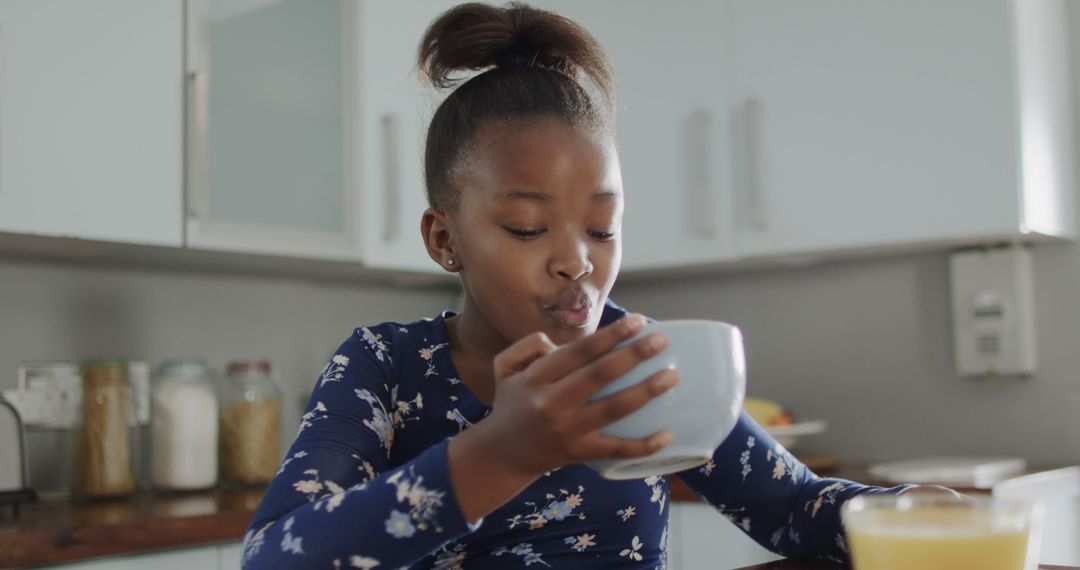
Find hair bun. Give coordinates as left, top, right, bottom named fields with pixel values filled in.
left=418, top=2, right=613, bottom=101
left=493, top=49, right=533, bottom=70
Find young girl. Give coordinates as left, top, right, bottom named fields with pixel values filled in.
left=242, top=3, right=919, bottom=568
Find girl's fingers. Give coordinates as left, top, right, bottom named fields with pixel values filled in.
left=573, top=429, right=675, bottom=461
left=492, top=331, right=559, bottom=381
left=550, top=331, right=668, bottom=405
left=525, top=313, right=648, bottom=385
left=573, top=368, right=679, bottom=434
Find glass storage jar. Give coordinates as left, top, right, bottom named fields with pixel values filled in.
left=218, top=360, right=280, bottom=485
left=151, top=359, right=219, bottom=491
left=17, top=361, right=81, bottom=500
left=75, top=359, right=134, bottom=498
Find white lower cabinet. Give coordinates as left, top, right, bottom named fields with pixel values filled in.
left=48, top=543, right=241, bottom=570
left=669, top=502, right=781, bottom=570
left=219, top=542, right=243, bottom=570
left=49, top=546, right=219, bottom=570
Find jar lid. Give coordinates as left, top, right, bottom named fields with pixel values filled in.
left=158, top=358, right=210, bottom=378
left=81, top=359, right=127, bottom=383
left=226, top=360, right=271, bottom=376
left=82, top=359, right=127, bottom=373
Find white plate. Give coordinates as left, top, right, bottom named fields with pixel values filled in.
left=867, top=457, right=1026, bottom=488
left=764, top=420, right=827, bottom=448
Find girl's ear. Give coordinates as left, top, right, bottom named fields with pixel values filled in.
left=421, top=207, right=461, bottom=273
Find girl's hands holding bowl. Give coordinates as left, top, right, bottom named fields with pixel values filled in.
left=448, top=313, right=681, bottom=521
left=475, top=313, right=680, bottom=478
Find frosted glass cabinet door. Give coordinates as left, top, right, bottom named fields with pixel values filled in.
left=0, top=0, right=183, bottom=247
left=186, top=0, right=361, bottom=261
left=536, top=0, right=738, bottom=272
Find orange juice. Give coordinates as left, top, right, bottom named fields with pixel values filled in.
left=847, top=507, right=1031, bottom=570
left=842, top=495, right=1041, bottom=570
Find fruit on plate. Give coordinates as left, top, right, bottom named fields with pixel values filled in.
left=744, top=397, right=795, bottom=426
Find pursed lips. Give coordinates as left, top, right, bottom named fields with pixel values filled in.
left=543, top=289, right=594, bottom=328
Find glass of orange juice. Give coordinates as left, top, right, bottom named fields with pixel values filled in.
left=841, top=494, right=1043, bottom=570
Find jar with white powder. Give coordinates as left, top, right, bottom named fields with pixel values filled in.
left=150, top=359, right=219, bottom=491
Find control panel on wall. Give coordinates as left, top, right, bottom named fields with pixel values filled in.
left=949, top=246, right=1038, bottom=378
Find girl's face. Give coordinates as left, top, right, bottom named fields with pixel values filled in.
left=447, top=118, right=623, bottom=346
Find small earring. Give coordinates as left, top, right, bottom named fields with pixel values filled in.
left=447, top=259, right=455, bottom=266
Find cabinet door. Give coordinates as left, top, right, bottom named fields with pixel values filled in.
left=0, top=0, right=183, bottom=247
left=676, top=501, right=781, bottom=569
left=538, top=0, right=738, bottom=272
left=353, top=0, right=456, bottom=274
left=730, top=0, right=1025, bottom=259
left=52, top=546, right=220, bottom=570
left=219, top=541, right=242, bottom=569
left=186, top=0, right=361, bottom=261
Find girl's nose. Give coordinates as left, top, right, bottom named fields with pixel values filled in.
left=548, top=236, right=593, bottom=281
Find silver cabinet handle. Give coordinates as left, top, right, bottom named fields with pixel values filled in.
left=688, top=108, right=716, bottom=238
left=740, top=97, right=767, bottom=231
left=185, top=0, right=210, bottom=221
left=381, top=112, right=401, bottom=242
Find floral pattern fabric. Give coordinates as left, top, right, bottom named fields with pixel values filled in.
left=242, top=299, right=912, bottom=568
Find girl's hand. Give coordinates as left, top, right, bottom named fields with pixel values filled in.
left=472, top=314, right=679, bottom=478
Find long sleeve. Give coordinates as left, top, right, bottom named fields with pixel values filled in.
left=241, top=325, right=479, bottom=569
left=675, top=411, right=913, bottom=564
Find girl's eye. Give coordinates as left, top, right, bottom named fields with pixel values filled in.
left=588, top=229, right=617, bottom=241
left=505, top=226, right=546, bottom=239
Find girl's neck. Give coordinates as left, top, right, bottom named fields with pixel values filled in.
left=445, top=293, right=509, bottom=407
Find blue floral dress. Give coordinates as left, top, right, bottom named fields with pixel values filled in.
left=242, top=300, right=911, bottom=569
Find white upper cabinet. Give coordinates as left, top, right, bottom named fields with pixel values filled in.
left=539, top=0, right=738, bottom=271
left=4, top=0, right=1070, bottom=277
left=729, top=0, right=1075, bottom=260
left=0, top=0, right=183, bottom=247
left=353, top=0, right=457, bottom=274
left=186, top=0, right=362, bottom=261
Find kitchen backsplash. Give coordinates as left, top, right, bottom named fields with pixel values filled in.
left=0, top=256, right=456, bottom=450
left=6, top=242, right=1080, bottom=467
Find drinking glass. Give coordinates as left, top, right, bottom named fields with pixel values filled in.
left=842, top=493, right=1043, bottom=570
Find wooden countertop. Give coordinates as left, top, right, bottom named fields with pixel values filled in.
left=0, top=487, right=264, bottom=568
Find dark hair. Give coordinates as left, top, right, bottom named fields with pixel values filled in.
left=417, top=2, right=616, bottom=210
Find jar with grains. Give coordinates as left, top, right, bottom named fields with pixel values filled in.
left=75, top=360, right=134, bottom=498
left=219, top=360, right=280, bottom=485
left=151, top=359, right=219, bottom=491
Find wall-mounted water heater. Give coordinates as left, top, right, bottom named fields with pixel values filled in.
left=949, top=246, right=1038, bottom=378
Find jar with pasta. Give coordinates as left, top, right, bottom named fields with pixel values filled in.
left=75, top=360, right=135, bottom=498
left=218, top=360, right=280, bottom=485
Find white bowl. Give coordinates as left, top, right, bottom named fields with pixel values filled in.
left=586, top=320, right=746, bottom=480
